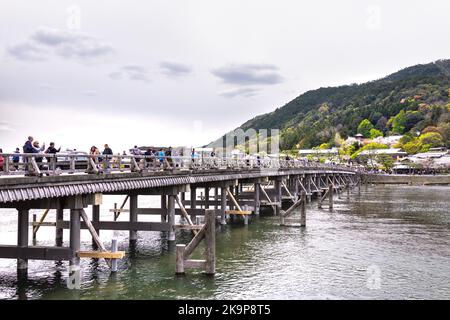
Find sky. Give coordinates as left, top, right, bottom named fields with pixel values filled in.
left=0, top=0, right=449, bottom=153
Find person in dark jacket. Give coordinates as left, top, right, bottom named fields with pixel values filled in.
left=12, top=148, right=20, bottom=169
left=23, top=136, right=34, bottom=153
left=102, top=144, right=113, bottom=170
left=45, top=142, right=61, bottom=165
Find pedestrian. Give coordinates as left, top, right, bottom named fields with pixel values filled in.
left=12, top=148, right=20, bottom=169
left=165, top=146, right=173, bottom=167
left=102, top=144, right=113, bottom=171
left=45, top=142, right=61, bottom=165
left=23, top=136, right=34, bottom=153
left=0, top=148, right=4, bottom=171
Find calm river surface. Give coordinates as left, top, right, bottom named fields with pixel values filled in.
left=0, top=185, right=449, bottom=299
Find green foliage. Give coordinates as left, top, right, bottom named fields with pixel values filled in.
left=369, top=128, right=383, bottom=138
left=351, top=142, right=388, bottom=159
left=357, top=119, right=374, bottom=138
left=418, top=132, right=444, bottom=147
left=392, top=110, right=407, bottom=134
left=376, top=154, right=395, bottom=170
left=211, top=59, right=450, bottom=150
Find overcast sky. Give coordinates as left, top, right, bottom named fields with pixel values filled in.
left=0, top=0, right=449, bottom=153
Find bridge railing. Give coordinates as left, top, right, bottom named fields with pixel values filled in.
left=0, top=153, right=361, bottom=177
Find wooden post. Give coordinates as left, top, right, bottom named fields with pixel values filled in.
left=329, top=184, right=333, bottom=209
left=111, top=239, right=118, bottom=272
left=307, top=176, right=312, bottom=202
left=56, top=204, right=64, bottom=247
left=254, top=182, right=260, bottom=215
left=92, top=205, right=100, bottom=249
left=275, top=179, right=282, bottom=216
left=129, top=194, right=138, bottom=243
left=175, top=244, right=185, bottom=275
left=220, top=187, right=227, bottom=225
left=300, top=191, right=306, bottom=227
left=17, top=208, right=29, bottom=278
left=294, top=176, right=299, bottom=202
left=161, top=195, right=167, bottom=223
left=205, top=187, right=210, bottom=209
left=168, top=195, right=176, bottom=241
left=69, top=209, right=81, bottom=268
left=190, top=186, right=197, bottom=222
left=214, top=187, right=218, bottom=210
left=204, top=209, right=216, bottom=275
left=32, top=212, right=37, bottom=245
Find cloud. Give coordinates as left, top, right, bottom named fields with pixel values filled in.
left=109, top=65, right=150, bottom=82
left=32, top=27, right=114, bottom=60
left=6, top=43, right=47, bottom=61
left=7, top=26, right=114, bottom=63
left=219, top=87, right=260, bottom=98
left=0, top=121, right=15, bottom=132
left=159, top=61, right=192, bottom=77
left=211, top=63, right=283, bottom=85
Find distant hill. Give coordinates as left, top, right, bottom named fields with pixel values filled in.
left=210, top=59, right=450, bottom=151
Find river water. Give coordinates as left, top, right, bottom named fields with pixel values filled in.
left=0, top=185, right=449, bottom=300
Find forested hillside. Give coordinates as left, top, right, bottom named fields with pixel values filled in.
left=213, top=59, right=450, bottom=153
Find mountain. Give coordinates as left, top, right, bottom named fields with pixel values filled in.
left=210, top=59, right=450, bottom=152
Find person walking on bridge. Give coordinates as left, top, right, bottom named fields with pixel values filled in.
left=102, top=144, right=113, bottom=171
left=45, top=142, right=61, bottom=166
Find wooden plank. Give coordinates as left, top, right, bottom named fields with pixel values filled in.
left=77, top=251, right=125, bottom=259
left=58, top=221, right=171, bottom=231
left=175, top=194, right=198, bottom=235
left=80, top=209, right=107, bottom=252
left=0, top=245, right=72, bottom=260
left=184, top=259, right=206, bottom=269
left=226, top=188, right=243, bottom=212
left=225, top=210, right=252, bottom=215
left=174, top=224, right=204, bottom=230
left=33, top=208, right=50, bottom=236
left=184, top=226, right=206, bottom=257
left=30, top=222, right=56, bottom=227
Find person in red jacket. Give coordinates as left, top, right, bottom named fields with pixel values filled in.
left=0, top=148, right=4, bottom=171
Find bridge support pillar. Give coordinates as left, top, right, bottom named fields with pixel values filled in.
left=254, top=183, right=260, bottom=215
left=69, top=208, right=81, bottom=268
left=300, top=191, right=306, bottom=227
left=161, top=195, right=167, bottom=222
left=274, top=178, right=282, bottom=216
left=205, top=187, right=210, bottom=209
left=168, top=195, right=175, bottom=241
left=92, top=204, right=100, bottom=249
left=306, top=176, right=312, bottom=202
left=56, top=201, right=64, bottom=247
left=129, top=194, right=138, bottom=244
left=17, top=208, right=29, bottom=279
left=329, top=184, right=334, bottom=210
left=294, top=176, right=299, bottom=202
left=214, top=187, right=219, bottom=210
left=220, top=187, right=227, bottom=225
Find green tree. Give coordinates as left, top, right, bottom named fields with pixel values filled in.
left=376, top=154, right=395, bottom=170
left=418, top=132, right=444, bottom=147
left=369, top=128, right=383, bottom=138
left=392, top=110, right=407, bottom=134
left=357, top=119, right=374, bottom=138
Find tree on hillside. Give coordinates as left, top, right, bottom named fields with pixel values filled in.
left=392, top=110, right=407, bottom=134
left=357, top=119, right=374, bottom=138
left=369, top=128, right=383, bottom=139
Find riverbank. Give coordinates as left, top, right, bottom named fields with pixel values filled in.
left=365, top=174, right=450, bottom=185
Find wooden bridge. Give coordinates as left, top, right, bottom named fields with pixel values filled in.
left=0, top=153, right=362, bottom=282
